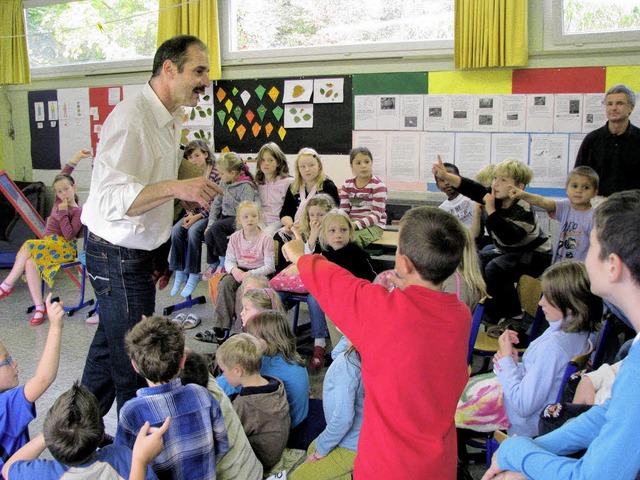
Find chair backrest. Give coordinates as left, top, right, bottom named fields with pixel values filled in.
left=516, top=275, right=545, bottom=342
left=467, top=298, right=486, bottom=365
left=555, top=345, right=593, bottom=403
left=592, top=314, right=615, bottom=370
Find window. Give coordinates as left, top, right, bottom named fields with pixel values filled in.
left=24, top=0, right=158, bottom=78
left=221, top=0, right=454, bottom=65
left=545, top=0, right=640, bottom=50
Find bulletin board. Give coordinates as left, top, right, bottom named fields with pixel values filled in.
left=214, top=76, right=352, bottom=154
left=28, top=90, right=61, bottom=170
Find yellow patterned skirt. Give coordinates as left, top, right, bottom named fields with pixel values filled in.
left=21, top=235, right=78, bottom=287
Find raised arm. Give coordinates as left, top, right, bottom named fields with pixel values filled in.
left=509, top=186, right=556, bottom=213
left=130, top=418, right=170, bottom=480
left=23, top=294, right=64, bottom=403
left=432, top=155, right=462, bottom=188
left=2, top=434, right=46, bottom=479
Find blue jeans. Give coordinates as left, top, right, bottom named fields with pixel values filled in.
left=278, top=292, right=328, bottom=339
left=81, top=233, right=155, bottom=416
left=169, top=216, right=207, bottom=274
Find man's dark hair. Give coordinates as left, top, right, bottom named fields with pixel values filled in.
left=43, top=381, right=104, bottom=466
left=152, top=35, right=207, bottom=78
left=594, top=190, right=640, bottom=285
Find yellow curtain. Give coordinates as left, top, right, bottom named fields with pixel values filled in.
left=454, top=0, right=528, bottom=69
left=0, top=0, right=30, bottom=85
left=157, top=0, right=221, bottom=79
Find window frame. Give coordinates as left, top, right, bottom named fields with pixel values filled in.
left=218, top=0, right=454, bottom=66
left=544, top=0, right=640, bottom=52
left=23, top=0, right=155, bottom=79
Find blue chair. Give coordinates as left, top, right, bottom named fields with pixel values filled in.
left=555, top=347, right=593, bottom=403
left=591, top=314, right=615, bottom=370
left=467, top=298, right=486, bottom=365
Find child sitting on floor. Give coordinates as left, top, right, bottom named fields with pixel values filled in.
left=339, top=146, right=388, bottom=247
left=2, top=381, right=164, bottom=480
left=216, top=333, right=290, bottom=472
left=433, top=156, right=552, bottom=325
left=509, top=165, right=599, bottom=263
left=181, top=350, right=263, bottom=480
left=0, top=294, right=64, bottom=474
left=115, top=315, right=229, bottom=479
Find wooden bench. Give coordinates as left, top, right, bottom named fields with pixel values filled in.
left=371, top=229, right=399, bottom=248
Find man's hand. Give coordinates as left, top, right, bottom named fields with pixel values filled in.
left=175, top=177, right=220, bottom=210
left=282, top=239, right=305, bottom=265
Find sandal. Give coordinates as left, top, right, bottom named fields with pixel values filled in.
left=171, top=313, right=187, bottom=328
left=195, top=330, right=218, bottom=343
left=202, top=266, right=215, bottom=281
left=309, top=346, right=326, bottom=369
left=182, top=313, right=201, bottom=330
left=0, top=286, right=15, bottom=300
left=29, top=308, right=47, bottom=326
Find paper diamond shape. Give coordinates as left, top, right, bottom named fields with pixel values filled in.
left=252, top=123, right=262, bottom=137
left=246, top=110, right=255, bottom=123
left=268, top=86, right=280, bottom=103
left=236, top=124, right=246, bottom=140
left=272, top=105, right=284, bottom=122
left=224, top=99, right=233, bottom=113
left=278, top=125, right=286, bottom=140
left=216, top=110, right=226, bottom=126
left=265, top=122, right=274, bottom=138
left=226, top=117, right=236, bottom=132
left=221, top=146, right=230, bottom=153
left=255, top=85, right=266, bottom=100
left=216, top=88, right=226, bottom=103
left=233, top=105, right=243, bottom=120
left=257, top=104, right=267, bottom=122
left=232, top=87, right=239, bottom=96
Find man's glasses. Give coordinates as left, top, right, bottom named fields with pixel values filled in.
left=0, top=356, right=13, bottom=368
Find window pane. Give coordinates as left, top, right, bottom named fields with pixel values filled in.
left=25, top=0, right=158, bottom=68
left=563, top=0, right=640, bottom=34
left=228, top=0, right=454, bottom=52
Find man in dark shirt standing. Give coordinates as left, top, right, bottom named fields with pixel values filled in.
left=575, top=84, right=640, bottom=196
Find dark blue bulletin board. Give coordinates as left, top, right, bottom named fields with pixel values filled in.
left=28, top=90, right=61, bottom=170
left=214, top=76, right=352, bottom=154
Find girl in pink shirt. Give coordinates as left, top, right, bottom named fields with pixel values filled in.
left=255, top=142, right=293, bottom=237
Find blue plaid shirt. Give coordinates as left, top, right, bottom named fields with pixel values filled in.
left=115, top=379, right=229, bottom=480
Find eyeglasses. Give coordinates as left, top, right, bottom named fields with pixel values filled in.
left=0, top=356, right=13, bottom=368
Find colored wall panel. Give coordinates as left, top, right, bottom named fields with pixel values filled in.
left=28, top=90, right=60, bottom=170
left=352, top=73, right=428, bottom=95
left=606, top=66, right=640, bottom=92
left=512, top=67, right=606, bottom=94
left=428, top=70, right=512, bottom=94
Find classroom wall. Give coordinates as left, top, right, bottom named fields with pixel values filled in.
left=2, top=0, right=640, bottom=201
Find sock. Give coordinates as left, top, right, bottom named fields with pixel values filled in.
left=208, top=261, right=219, bottom=270
left=218, top=257, right=225, bottom=270
left=180, top=273, right=200, bottom=298
left=170, top=271, right=188, bottom=296
left=314, top=338, right=326, bottom=349
left=0, top=281, right=13, bottom=292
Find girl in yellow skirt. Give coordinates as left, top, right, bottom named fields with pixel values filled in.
left=0, top=173, right=83, bottom=325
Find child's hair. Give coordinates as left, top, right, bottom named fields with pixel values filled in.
left=541, top=260, right=602, bottom=333
left=244, top=310, right=304, bottom=366
left=474, top=164, right=495, bottom=187
left=184, top=139, right=214, bottom=166
left=594, top=190, right=640, bottom=285
left=243, top=288, right=284, bottom=314
left=290, top=147, right=327, bottom=195
left=437, top=162, right=459, bottom=178
left=241, top=273, right=270, bottom=291
left=235, top=200, right=262, bottom=226
left=125, top=315, right=185, bottom=383
left=43, top=381, right=104, bottom=466
left=218, top=152, right=254, bottom=181
left=492, top=159, right=534, bottom=187
left=349, top=146, right=373, bottom=165
left=255, top=142, right=290, bottom=184
left=319, top=209, right=356, bottom=250
left=53, top=173, right=79, bottom=204
left=457, top=228, right=488, bottom=301
left=297, top=193, right=336, bottom=239
left=216, top=333, right=263, bottom=375
left=181, top=350, right=210, bottom=388
left=399, top=206, right=466, bottom=285
left=568, top=166, right=599, bottom=191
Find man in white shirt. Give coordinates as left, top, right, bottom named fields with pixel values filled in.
left=80, top=35, right=219, bottom=415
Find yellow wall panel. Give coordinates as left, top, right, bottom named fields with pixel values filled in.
left=429, top=69, right=513, bottom=94
left=606, top=66, right=640, bottom=92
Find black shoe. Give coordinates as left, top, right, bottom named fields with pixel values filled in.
left=213, top=328, right=229, bottom=343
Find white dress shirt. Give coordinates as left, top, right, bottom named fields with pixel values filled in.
left=81, top=82, right=183, bottom=250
